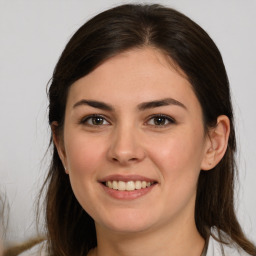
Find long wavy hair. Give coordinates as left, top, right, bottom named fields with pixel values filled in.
left=41, top=4, right=256, bottom=256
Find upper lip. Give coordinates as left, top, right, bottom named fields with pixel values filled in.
left=99, top=174, right=157, bottom=183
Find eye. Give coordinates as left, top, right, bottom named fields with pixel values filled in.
left=146, top=114, right=175, bottom=127
left=81, top=115, right=110, bottom=126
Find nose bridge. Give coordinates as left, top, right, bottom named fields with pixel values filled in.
left=108, top=120, right=145, bottom=164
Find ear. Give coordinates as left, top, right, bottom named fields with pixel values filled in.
left=51, top=121, right=69, bottom=174
left=201, top=115, right=230, bottom=171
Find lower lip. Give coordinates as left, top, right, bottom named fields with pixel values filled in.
left=100, top=183, right=156, bottom=200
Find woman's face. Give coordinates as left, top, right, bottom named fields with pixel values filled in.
left=56, top=47, right=212, bottom=234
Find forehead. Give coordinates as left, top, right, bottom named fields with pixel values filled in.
left=66, top=47, right=201, bottom=113
left=83, top=47, right=187, bottom=86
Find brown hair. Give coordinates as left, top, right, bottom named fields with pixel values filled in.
left=41, top=3, right=256, bottom=256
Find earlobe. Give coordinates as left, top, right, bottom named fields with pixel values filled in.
left=51, top=121, right=68, bottom=173
left=201, top=115, right=230, bottom=171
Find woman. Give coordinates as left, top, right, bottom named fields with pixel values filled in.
left=22, top=3, right=256, bottom=256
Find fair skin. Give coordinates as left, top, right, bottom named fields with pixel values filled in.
left=53, top=47, right=230, bottom=256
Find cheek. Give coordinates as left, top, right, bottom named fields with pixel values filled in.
left=64, top=134, right=107, bottom=214
left=147, top=128, right=205, bottom=180
left=65, top=134, right=106, bottom=177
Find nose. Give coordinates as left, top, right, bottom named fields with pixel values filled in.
left=107, top=124, right=146, bottom=165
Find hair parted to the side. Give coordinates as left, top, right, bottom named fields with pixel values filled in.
left=41, top=3, right=256, bottom=256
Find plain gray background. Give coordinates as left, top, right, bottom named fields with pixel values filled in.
left=0, top=0, right=255, bottom=244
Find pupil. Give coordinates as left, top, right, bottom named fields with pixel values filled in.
left=154, top=117, right=165, bottom=125
left=93, top=117, right=103, bottom=125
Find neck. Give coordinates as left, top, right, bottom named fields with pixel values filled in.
left=91, top=218, right=205, bottom=256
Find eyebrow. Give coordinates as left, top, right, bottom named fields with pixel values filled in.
left=137, top=98, right=187, bottom=111
left=73, top=99, right=114, bottom=111
left=73, top=98, right=186, bottom=111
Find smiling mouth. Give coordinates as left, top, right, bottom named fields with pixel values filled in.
left=103, top=180, right=156, bottom=191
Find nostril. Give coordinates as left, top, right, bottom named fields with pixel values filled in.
left=111, top=156, right=138, bottom=164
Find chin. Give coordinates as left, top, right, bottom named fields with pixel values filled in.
left=95, top=208, right=159, bottom=234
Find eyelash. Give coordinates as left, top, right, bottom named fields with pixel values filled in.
left=80, top=114, right=110, bottom=126
left=146, top=114, right=176, bottom=127
left=79, top=114, right=176, bottom=127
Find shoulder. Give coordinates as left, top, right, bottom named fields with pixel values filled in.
left=18, top=241, right=47, bottom=256
left=206, top=227, right=252, bottom=256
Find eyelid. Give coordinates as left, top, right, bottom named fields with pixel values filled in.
left=80, top=114, right=111, bottom=126
left=145, top=114, right=176, bottom=126
left=79, top=113, right=175, bottom=127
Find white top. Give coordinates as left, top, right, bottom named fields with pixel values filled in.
left=19, top=227, right=252, bottom=256
left=18, top=241, right=46, bottom=256
left=206, top=227, right=251, bottom=256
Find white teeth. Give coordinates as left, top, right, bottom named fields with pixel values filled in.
left=118, top=181, right=126, bottom=191
left=106, top=181, right=113, bottom=189
left=112, top=180, right=118, bottom=190
left=126, top=181, right=135, bottom=191
left=135, top=180, right=141, bottom=190
left=141, top=181, right=147, bottom=188
left=105, top=180, right=154, bottom=191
